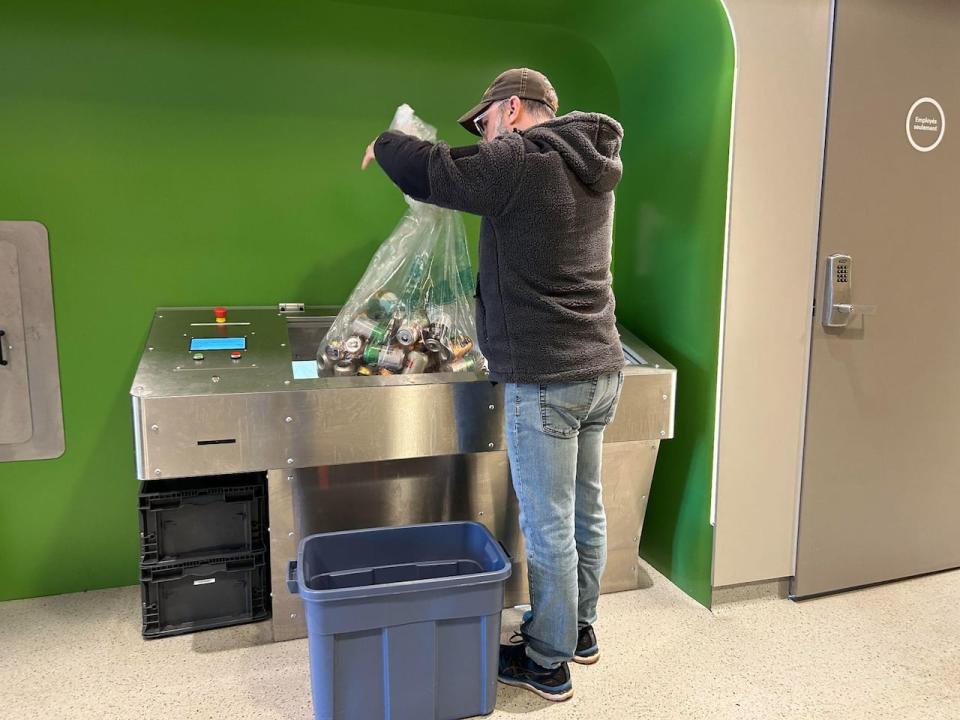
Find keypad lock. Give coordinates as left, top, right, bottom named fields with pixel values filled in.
left=822, top=254, right=877, bottom=328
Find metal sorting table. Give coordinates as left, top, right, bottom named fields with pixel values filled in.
left=130, top=306, right=677, bottom=641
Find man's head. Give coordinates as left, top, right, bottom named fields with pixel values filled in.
left=458, top=68, right=558, bottom=142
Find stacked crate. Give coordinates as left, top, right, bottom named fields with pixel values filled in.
left=138, top=473, right=271, bottom=638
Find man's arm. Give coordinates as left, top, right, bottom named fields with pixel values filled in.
left=373, top=131, right=433, bottom=201
left=373, top=130, right=524, bottom=217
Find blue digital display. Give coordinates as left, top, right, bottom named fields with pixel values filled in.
left=190, top=337, right=247, bottom=351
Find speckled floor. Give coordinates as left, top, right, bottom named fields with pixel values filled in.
left=1, top=562, right=958, bottom=720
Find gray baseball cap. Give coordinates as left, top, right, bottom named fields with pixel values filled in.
left=458, top=68, right=558, bottom=136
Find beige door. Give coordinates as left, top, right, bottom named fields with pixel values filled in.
left=793, top=0, right=960, bottom=597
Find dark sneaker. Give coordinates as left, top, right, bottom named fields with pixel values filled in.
left=497, top=643, right=573, bottom=701
left=573, top=625, right=600, bottom=665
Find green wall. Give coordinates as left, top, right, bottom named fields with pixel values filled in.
left=0, top=0, right=733, bottom=605
left=591, top=3, right=736, bottom=607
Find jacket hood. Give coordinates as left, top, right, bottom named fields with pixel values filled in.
left=523, top=111, right=623, bottom=192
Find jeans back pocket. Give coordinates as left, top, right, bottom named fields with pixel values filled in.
left=538, top=381, right=598, bottom=439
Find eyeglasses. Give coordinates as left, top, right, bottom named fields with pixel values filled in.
left=474, top=101, right=503, bottom=136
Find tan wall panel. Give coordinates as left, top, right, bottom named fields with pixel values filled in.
left=713, top=0, right=832, bottom=587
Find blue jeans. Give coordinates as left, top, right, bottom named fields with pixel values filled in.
left=505, top=371, right=624, bottom=669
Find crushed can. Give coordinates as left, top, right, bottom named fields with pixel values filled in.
left=450, top=335, right=474, bottom=360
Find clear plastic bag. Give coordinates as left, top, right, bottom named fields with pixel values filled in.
left=317, top=104, right=487, bottom=378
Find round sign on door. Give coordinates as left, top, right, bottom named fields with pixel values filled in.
left=906, top=97, right=945, bottom=153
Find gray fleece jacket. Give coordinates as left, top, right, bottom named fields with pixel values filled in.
left=374, top=111, right=625, bottom=384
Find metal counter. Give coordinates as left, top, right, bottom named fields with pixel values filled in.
left=131, top=305, right=676, bottom=641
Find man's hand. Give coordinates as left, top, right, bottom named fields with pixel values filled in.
left=361, top=140, right=377, bottom=170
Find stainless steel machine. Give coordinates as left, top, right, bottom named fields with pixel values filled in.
left=130, top=304, right=676, bottom=641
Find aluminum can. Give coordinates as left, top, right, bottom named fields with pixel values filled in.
left=369, top=322, right=390, bottom=346
left=395, top=321, right=422, bottom=348
left=323, top=341, right=342, bottom=362
left=363, top=344, right=383, bottom=367
left=379, top=346, right=406, bottom=372
left=343, top=335, right=365, bottom=360
left=427, top=310, right=453, bottom=335
left=402, top=350, right=429, bottom=375
left=444, top=356, right=478, bottom=373
left=379, top=291, right=400, bottom=317
left=317, top=354, right=335, bottom=376
left=425, top=336, right=453, bottom=363
left=351, top=314, right=378, bottom=339
left=333, top=360, right=357, bottom=377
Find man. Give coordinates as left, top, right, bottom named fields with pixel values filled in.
left=362, top=68, right=624, bottom=702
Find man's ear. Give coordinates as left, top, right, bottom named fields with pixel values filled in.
left=507, top=95, right=522, bottom=122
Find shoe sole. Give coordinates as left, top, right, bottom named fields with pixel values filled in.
left=497, top=676, right=574, bottom=702
left=572, top=649, right=600, bottom=665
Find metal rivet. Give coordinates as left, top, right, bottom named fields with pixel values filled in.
left=660, top=430, right=666, bottom=437
left=251, top=364, right=257, bottom=368
left=488, top=442, right=495, bottom=449
left=286, top=475, right=294, bottom=481
left=478, top=511, right=485, bottom=517
left=488, top=404, right=495, bottom=410
left=285, top=417, right=293, bottom=423
left=283, top=380, right=291, bottom=385
left=175, top=366, right=182, bottom=370
left=182, top=333, right=187, bottom=337
left=158, top=315, right=164, bottom=319
left=633, top=536, right=639, bottom=542
left=148, top=347, right=155, bottom=352
left=288, top=532, right=294, bottom=538
left=281, top=343, right=287, bottom=347
left=662, top=394, right=668, bottom=401
left=290, top=613, right=297, bottom=620
left=154, top=469, right=162, bottom=476
left=150, top=424, right=159, bottom=432
left=654, top=364, right=660, bottom=369
left=212, top=376, right=221, bottom=383
left=287, top=458, right=295, bottom=465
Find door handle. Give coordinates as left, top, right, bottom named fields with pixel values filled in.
left=835, top=303, right=877, bottom=317
left=822, top=255, right=877, bottom=328
left=0, top=330, right=7, bottom=366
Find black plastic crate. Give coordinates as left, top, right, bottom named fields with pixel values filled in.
left=139, top=473, right=267, bottom=565
left=141, top=552, right=271, bottom=638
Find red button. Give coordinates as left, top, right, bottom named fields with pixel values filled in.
left=214, top=307, right=228, bottom=323
left=230, top=351, right=242, bottom=360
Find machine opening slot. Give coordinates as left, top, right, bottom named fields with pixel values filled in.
left=197, top=438, right=237, bottom=446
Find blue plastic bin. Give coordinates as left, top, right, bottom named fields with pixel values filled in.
left=288, top=521, right=512, bottom=720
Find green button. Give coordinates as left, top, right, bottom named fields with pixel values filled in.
left=193, top=352, right=205, bottom=361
